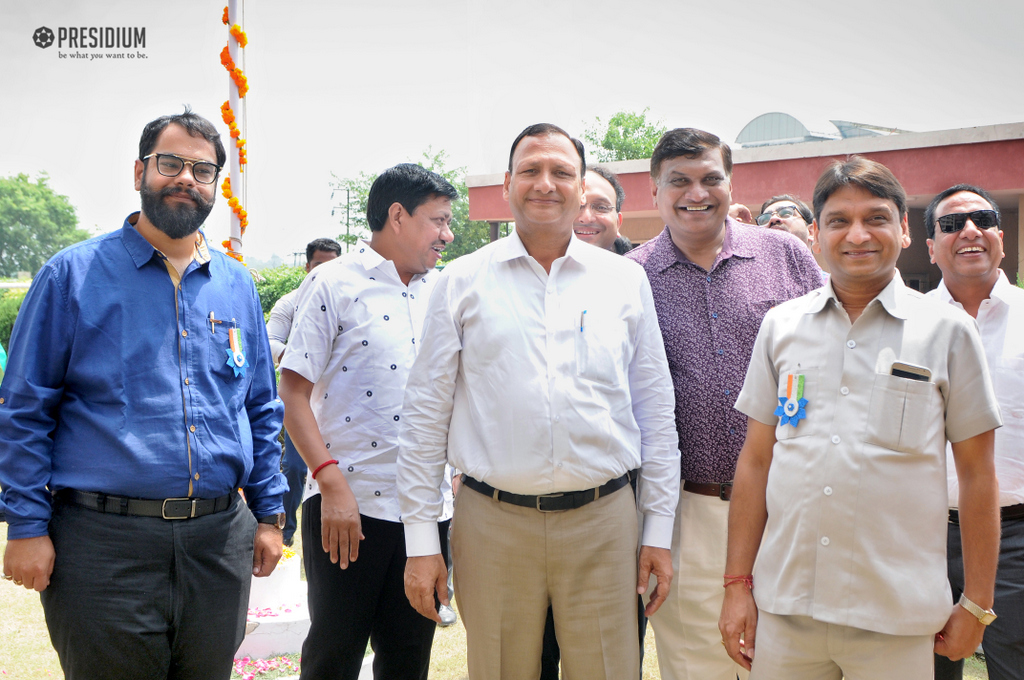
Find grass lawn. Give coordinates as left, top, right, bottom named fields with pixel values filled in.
left=0, top=530, right=990, bottom=679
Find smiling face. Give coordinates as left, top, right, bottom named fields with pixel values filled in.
left=927, top=191, right=1004, bottom=293
left=651, top=149, right=732, bottom=247
left=394, top=194, right=454, bottom=280
left=811, top=184, right=909, bottom=294
left=134, top=123, right=218, bottom=239
left=503, top=133, right=584, bottom=240
left=762, top=200, right=811, bottom=246
left=573, top=171, right=622, bottom=250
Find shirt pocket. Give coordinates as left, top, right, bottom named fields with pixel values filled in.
left=865, top=372, right=939, bottom=454
left=575, top=313, right=628, bottom=387
left=774, top=368, right=818, bottom=440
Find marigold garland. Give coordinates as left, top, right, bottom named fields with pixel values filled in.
left=220, top=176, right=248, bottom=263
left=220, top=101, right=247, bottom=168
left=219, top=46, right=249, bottom=98
left=230, top=24, right=248, bottom=47
left=222, top=6, right=229, bottom=25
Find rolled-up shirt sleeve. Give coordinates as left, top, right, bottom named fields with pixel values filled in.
left=398, top=272, right=462, bottom=557
left=629, top=275, right=680, bottom=549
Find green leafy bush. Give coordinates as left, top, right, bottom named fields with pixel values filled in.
left=254, top=265, right=305, bottom=319
left=0, top=287, right=28, bottom=350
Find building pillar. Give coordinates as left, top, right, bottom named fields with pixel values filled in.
left=489, top=221, right=500, bottom=243
left=1018, top=195, right=1024, bottom=286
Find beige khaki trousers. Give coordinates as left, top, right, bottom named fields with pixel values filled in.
left=451, top=482, right=639, bottom=680
left=750, top=612, right=934, bottom=680
left=647, top=487, right=749, bottom=680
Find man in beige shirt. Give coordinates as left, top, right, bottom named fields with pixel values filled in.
left=720, top=157, right=1002, bottom=680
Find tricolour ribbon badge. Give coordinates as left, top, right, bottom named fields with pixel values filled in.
left=774, top=373, right=808, bottom=428
left=225, top=326, right=249, bottom=377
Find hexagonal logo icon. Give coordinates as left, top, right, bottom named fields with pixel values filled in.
left=33, top=26, right=54, bottom=49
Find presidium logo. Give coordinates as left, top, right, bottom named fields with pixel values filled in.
left=32, top=24, right=147, bottom=60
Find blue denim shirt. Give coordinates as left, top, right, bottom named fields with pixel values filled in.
left=0, top=214, right=285, bottom=539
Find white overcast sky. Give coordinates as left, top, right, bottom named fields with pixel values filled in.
left=2, top=0, right=1022, bottom=262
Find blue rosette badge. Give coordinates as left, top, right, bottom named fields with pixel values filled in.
left=774, top=373, right=808, bottom=428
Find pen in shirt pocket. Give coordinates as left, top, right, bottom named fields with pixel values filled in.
left=580, top=309, right=587, bottom=332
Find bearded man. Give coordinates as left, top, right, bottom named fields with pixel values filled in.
left=0, top=108, right=286, bottom=680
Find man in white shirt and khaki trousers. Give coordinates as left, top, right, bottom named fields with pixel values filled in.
left=397, top=123, right=680, bottom=680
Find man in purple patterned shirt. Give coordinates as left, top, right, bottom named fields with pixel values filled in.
left=627, top=128, right=823, bottom=680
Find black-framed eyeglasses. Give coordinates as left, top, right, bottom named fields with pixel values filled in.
left=141, top=153, right=221, bottom=185
left=936, top=209, right=999, bottom=234
left=756, top=206, right=802, bottom=226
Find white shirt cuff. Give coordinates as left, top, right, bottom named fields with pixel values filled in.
left=404, top=521, right=442, bottom=557
left=641, top=513, right=674, bottom=550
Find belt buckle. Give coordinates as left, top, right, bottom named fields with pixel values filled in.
left=162, top=498, right=197, bottom=520
left=536, top=493, right=564, bottom=513
left=719, top=482, right=733, bottom=501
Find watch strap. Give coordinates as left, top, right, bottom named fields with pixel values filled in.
left=958, top=593, right=997, bottom=626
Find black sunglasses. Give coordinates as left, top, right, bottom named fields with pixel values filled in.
left=936, top=209, right=999, bottom=234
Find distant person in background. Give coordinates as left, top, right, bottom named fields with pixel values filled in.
left=573, top=166, right=630, bottom=252
left=756, top=195, right=814, bottom=250
left=266, top=237, right=341, bottom=547
left=926, top=183, right=1024, bottom=680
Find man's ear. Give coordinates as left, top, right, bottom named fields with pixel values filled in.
left=134, top=159, right=145, bottom=191
left=502, top=171, right=511, bottom=201
left=810, top=221, right=822, bottom=255
left=387, top=202, right=405, bottom=233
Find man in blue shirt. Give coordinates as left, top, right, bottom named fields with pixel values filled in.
left=0, top=109, right=286, bottom=680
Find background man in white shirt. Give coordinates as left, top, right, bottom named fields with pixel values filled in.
left=397, top=123, right=680, bottom=680
left=266, top=237, right=340, bottom=547
left=278, top=164, right=457, bottom=680
left=926, top=183, right=1024, bottom=680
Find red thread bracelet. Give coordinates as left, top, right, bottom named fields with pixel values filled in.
left=311, top=459, right=339, bottom=480
left=723, top=574, right=754, bottom=590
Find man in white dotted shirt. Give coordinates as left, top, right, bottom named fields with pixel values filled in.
left=279, top=163, right=458, bottom=680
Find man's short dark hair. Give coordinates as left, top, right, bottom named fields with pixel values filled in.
left=306, top=237, right=341, bottom=262
left=507, top=123, right=586, bottom=178
left=923, top=183, right=1000, bottom=240
left=366, top=163, right=459, bottom=232
left=139, top=106, right=227, bottom=169
left=812, top=156, right=906, bottom=222
left=650, top=128, right=732, bottom=180
left=612, top=236, right=634, bottom=255
left=761, top=194, right=812, bottom=225
left=589, top=166, right=625, bottom=212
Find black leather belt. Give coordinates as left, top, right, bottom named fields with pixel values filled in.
left=461, top=473, right=630, bottom=512
left=949, top=503, right=1024, bottom=525
left=57, top=489, right=234, bottom=520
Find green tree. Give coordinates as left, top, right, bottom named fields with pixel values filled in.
left=253, top=264, right=305, bottom=320
left=0, top=287, right=28, bottom=350
left=583, top=108, right=667, bottom=162
left=331, top=148, right=492, bottom=263
left=0, top=173, right=90, bottom=277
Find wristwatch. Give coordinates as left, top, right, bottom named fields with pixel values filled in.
left=256, top=513, right=286, bottom=530
left=958, top=594, right=997, bottom=625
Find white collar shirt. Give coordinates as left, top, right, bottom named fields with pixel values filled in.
left=735, top=274, right=1001, bottom=635
left=281, top=243, right=452, bottom=523
left=398, top=230, right=680, bottom=556
left=930, top=270, right=1024, bottom=507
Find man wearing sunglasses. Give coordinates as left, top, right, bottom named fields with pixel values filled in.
left=0, top=109, right=286, bottom=680
left=757, top=195, right=814, bottom=250
left=926, top=184, right=1024, bottom=680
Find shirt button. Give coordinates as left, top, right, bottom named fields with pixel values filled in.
left=706, top=276, right=712, bottom=282
left=557, top=462, right=563, bottom=469
left=348, top=466, right=354, bottom=472
left=821, top=536, right=830, bottom=546
left=189, top=425, right=196, bottom=432
left=712, top=313, right=718, bottom=319
left=846, top=340, right=856, bottom=349
left=824, top=486, right=833, bottom=496
left=0, top=397, right=4, bottom=404
left=717, top=349, right=724, bottom=355
left=184, top=378, right=190, bottom=385
left=374, top=490, right=381, bottom=497
left=840, top=386, right=849, bottom=395
left=831, top=435, right=841, bottom=444
left=724, top=389, right=730, bottom=395
left=554, top=415, right=561, bottom=422
left=729, top=428, right=736, bottom=435
left=181, top=330, right=188, bottom=337
left=194, top=473, right=200, bottom=480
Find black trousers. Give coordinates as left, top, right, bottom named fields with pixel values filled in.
left=41, top=493, right=256, bottom=680
left=299, top=494, right=450, bottom=680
